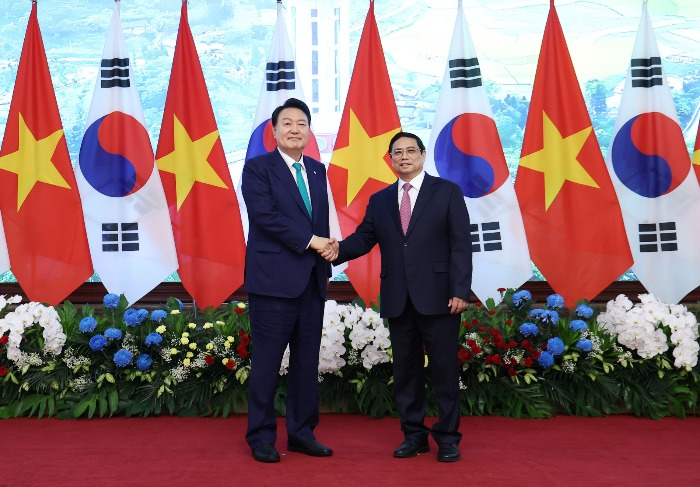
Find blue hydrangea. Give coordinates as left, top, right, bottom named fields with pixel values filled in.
left=104, top=328, right=122, bottom=341
left=569, top=320, right=588, bottom=333
left=137, top=309, right=149, bottom=321
left=547, top=337, right=565, bottom=356
left=89, top=334, right=108, bottom=351
left=103, top=293, right=120, bottom=309
left=512, top=290, right=532, bottom=308
left=123, top=309, right=142, bottom=327
left=79, top=316, right=97, bottom=333
left=541, top=310, right=560, bottom=324
left=538, top=351, right=555, bottom=369
left=136, top=354, right=153, bottom=372
left=546, top=294, right=565, bottom=309
left=576, top=338, right=593, bottom=352
left=113, top=349, right=133, bottom=368
left=529, top=309, right=545, bottom=319
left=144, top=332, right=163, bottom=347
left=519, top=322, right=539, bottom=337
left=576, top=304, right=594, bottom=319
left=150, top=310, right=167, bottom=323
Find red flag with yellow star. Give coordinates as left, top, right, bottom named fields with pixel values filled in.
left=693, top=124, right=700, bottom=182
left=0, top=2, right=92, bottom=304
left=514, top=1, right=632, bottom=305
left=328, top=1, right=401, bottom=307
left=155, top=1, right=245, bottom=309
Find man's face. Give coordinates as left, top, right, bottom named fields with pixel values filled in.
left=273, top=107, right=310, bottom=155
left=390, top=136, right=425, bottom=181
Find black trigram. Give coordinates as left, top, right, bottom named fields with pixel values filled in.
left=639, top=222, right=677, bottom=252
left=101, top=58, right=130, bottom=88
left=102, top=223, right=140, bottom=252
left=449, top=58, right=482, bottom=89
left=631, top=57, right=662, bottom=88
left=471, top=222, right=502, bottom=252
left=266, top=60, right=296, bottom=91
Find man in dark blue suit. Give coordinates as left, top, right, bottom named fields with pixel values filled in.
left=328, top=132, right=471, bottom=462
left=242, top=98, right=336, bottom=463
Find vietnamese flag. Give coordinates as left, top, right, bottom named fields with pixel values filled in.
left=328, top=0, right=401, bottom=307
left=693, top=124, right=700, bottom=181
left=0, top=2, right=92, bottom=304
left=514, top=1, right=632, bottom=306
left=156, top=1, right=246, bottom=309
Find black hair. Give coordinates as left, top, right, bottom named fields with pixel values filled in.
left=271, top=97, right=311, bottom=127
left=388, top=131, right=425, bottom=153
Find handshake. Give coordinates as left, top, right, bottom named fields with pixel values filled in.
left=310, top=236, right=339, bottom=262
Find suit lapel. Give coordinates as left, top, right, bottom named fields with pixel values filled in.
left=406, top=174, right=437, bottom=236
left=270, top=150, right=312, bottom=221
left=304, top=157, right=321, bottom=224
left=387, top=181, right=402, bottom=235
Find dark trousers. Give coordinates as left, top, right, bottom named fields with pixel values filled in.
left=245, top=271, right=324, bottom=449
left=389, top=297, right=462, bottom=445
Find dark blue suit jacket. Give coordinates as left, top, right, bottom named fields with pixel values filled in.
left=241, top=149, right=331, bottom=299
left=337, top=173, right=472, bottom=318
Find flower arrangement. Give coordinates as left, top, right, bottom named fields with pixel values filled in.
left=1, top=290, right=699, bottom=420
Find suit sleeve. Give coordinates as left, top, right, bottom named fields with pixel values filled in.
left=447, top=183, right=472, bottom=300
left=242, top=158, right=314, bottom=254
left=335, top=196, right=379, bottom=265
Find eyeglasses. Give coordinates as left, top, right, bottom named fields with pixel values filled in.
left=390, top=147, right=422, bottom=158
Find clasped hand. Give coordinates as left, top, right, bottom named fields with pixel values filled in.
left=310, top=236, right=339, bottom=262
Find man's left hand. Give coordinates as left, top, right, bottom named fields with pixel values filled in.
left=448, top=297, right=468, bottom=315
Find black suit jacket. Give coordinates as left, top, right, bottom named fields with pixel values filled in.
left=241, top=149, right=331, bottom=299
left=337, top=173, right=472, bottom=318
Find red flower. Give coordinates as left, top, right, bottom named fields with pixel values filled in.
left=523, top=357, right=534, bottom=367
left=509, top=340, right=517, bottom=348
left=507, top=369, right=517, bottom=377
left=205, top=355, right=215, bottom=365
left=226, top=359, right=236, bottom=370
left=0, top=366, right=7, bottom=376
left=510, top=358, right=518, bottom=366
left=237, top=344, right=249, bottom=359
left=491, top=354, right=501, bottom=363
left=521, top=340, right=530, bottom=347
left=471, top=345, right=482, bottom=354
left=505, top=319, right=513, bottom=325
left=471, top=319, right=480, bottom=326
left=467, top=339, right=477, bottom=348
left=478, top=326, right=486, bottom=332
left=488, top=310, right=496, bottom=316
left=488, top=328, right=499, bottom=336
left=234, top=308, right=244, bottom=315
left=239, top=333, right=251, bottom=346
left=532, top=350, right=541, bottom=359
left=475, top=302, right=483, bottom=307
left=498, top=288, right=506, bottom=292
left=0, top=335, right=8, bottom=345
left=461, top=321, right=469, bottom=328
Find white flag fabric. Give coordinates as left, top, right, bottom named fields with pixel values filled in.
left=77, top=3, right=178, bottom=304
left=242, top=2, right=346, bottom=275
left=605, top=0, right=700, bottom=303
left=424, top=0, right=531, bottom=305
left=0, top=212, right=9, bottom=275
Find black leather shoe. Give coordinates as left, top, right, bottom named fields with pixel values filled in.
left=393, top=438, right=430, bottom=458
left=252, top=444, right=280, bottom=463
left=287, top=439, right=333, bottom=457
left=437, top=443, right=461, bottom=462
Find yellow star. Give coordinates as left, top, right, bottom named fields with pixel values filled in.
left=519, top=111, right=599, bottom=210
left=330, top=110, right=399, bottom=206
left=693, top=149, right=700, bottom=168
left=156, top=115, right=227, bottom=210
left=0, top=113, right=71, bottom=211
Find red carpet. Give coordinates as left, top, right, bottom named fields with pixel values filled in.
left=4, top=414, right=700, bottom=486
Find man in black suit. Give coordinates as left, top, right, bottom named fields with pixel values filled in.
left=327, top=132, right=471, bottom=462
left=242, top=98, right=336, bottom=463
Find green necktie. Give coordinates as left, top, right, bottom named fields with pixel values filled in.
left=293, top=162, right=312, bottom=218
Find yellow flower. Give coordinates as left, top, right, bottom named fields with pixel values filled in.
left=206, top=343, right=214, bottom=351
left=183, top=358, right=191, bottom=367
left=170, top=310, right=180, bottom=315
left=215, top=321, right=225, bottom=326
left=188, top=323, right=197, bottom=329
left=182, top=332, right=189, bottom=338
left=155, top=325, right=166, bottom=334
left=203, top=322, right=213, bottom=329
left=180, top=337, right=189, bottom=345
left=222, top=358, right=229, bottom=365
left=224, top=342, right=231, bottom=349
left=424, top=355, right=429, bottom=368
left=237, top=302, right=246, bottom=309
left=227, top=336, right=234, bottom=342
left=189, top=342, right=197, bottom=350
left=170, top=348, right=178, bottom=355
left=186, top=352, right=194, bottom=358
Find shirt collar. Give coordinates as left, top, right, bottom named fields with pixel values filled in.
left=399, top=170, right=425, bottom=191
left=277, top=147, right=304, bottom=171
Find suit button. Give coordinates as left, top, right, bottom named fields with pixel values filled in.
left=403, top=242, right=408, bottom=247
